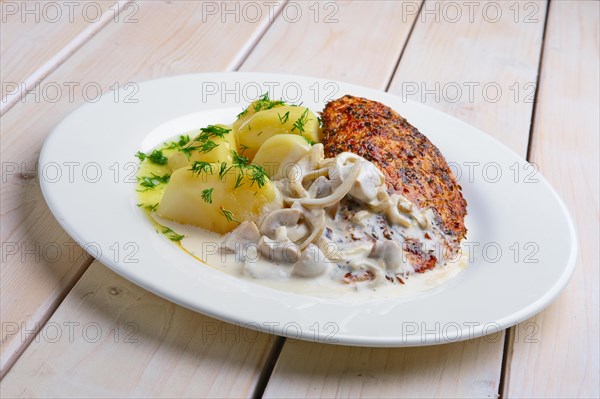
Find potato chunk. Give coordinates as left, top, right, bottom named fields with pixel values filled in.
left=235, top=106, right=321, bottom=159
left=252, top=134, right=311, bottom=180
left=168, top=125, right=237, bottom=171
left=157, top=164, right=280, bottom=234
left=232, top=96, right=286, bottom=133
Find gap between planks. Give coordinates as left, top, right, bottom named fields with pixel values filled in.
left=384, top=0, right=424, bottom=92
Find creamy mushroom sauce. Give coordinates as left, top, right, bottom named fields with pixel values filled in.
left=154, top=144, right=467, bottom=299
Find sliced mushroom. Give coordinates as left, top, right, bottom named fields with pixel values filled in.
left=291, top=244, right=329, bottom=278
left=365, top=187, right=390, bottom=213
left=348, top=161, right=387, bottom=205
left=222, top=221, right=261, bottom=252
left=285, top=161, right=361, bottom=208
left=258, top=235, right=301, bottom=263
left=260, top=208, right=306, bottom=241
left=369, top=240, right=412, bottom=274
left=307, top=175, right=333, bottom=198
left=385, top=198, right=412, bottom=228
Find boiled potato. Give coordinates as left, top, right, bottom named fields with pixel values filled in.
left=252, top=134, right=311, bottom=180
left=235, top=105, right=321, bottom=159
left=232, top=96, right=286, bottom=133
left=168, top=125, right=237, bottom=171
left=157, top=164, right=281, bottom=234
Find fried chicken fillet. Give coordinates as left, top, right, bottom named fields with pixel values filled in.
left=321, top=95, right=467, bottom=271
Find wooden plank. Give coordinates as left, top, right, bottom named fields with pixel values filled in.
left=241, top=0, right=421, bottom=88
left=504, top=1, right=600, bottom=397
left=263, top=1, right=548, bottom=397
left=1, top=262, right=276, bottom=398
left=0, top=0, right=121, bottom=105
left=0, top=0, right=280, bottom=378
left=264, top=339, right=505, bottom=398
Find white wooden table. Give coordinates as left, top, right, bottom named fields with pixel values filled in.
left=1, top=1, right=598, bottom=397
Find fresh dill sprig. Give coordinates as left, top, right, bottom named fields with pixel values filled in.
left=201, top=188, right=214, bottom=203
left=246, top=164, right=268, bottom=188
left=138, top=173, right=170, bottom=189
left=236, top=107, right=248, bottom=119
left=231, top=150, right=250, bottom=167
left=166, top=135, right=191, bottom=149
left=278, top=111, right=290, bottom=124
left=148, top=149, right=168, bottom=165
left=198, top=139, right=218, bottom=153
left=291, top=108, right=310, bottom=133
left=239, top=144, right=250, bottom=154
left=136, top=149, right=168, bottom=165
left=162, top=227, right=184, bottom=242
left=135, top=151, right=147, bottom=162
left=199, top=125, right=231, bottom=139
left=220, top=206, right=239, bottom=223
left=252, top=92, right=285, bottom=113
left=233, top=173, right=244, bottom=189
left=179, top=144, right=202, bottom=160
left=218, top=161, right=231, bottom=181
left=190, top=161, right=214, bottom=176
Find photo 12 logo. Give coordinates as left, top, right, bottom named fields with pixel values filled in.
left=200, top=80, right=340, bottom=104
left=199, top=1, right=340, bottom=24
left=1, top=1, right=139, bottom=24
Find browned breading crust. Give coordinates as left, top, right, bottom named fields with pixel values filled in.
left=321, top=95, right=467, bottom=266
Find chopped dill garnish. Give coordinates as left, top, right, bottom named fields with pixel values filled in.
left=291, top=108, right=310, bottom=133
left=317, top=116, right=322, bottom=128
left=138, top=173, right=170, bottom=189
left=190, top=161, right=214, bottom=176
left=246, top=164, right=268, bottom=188
left=278, top=111, right=290, bottom=124
left=239, top=144, right=250, bottom=154
left=148, top=149, right=168, bottom=165
left=220, top=206, right=239, bottom=223
left=236, top=108, right=248, bottom=119
left=228, top=150, right=269, bottom=189
left=179, top=144, right=202, bottom=160
left=233, top=173, right=244, bottom=189
left=136, top=149, right=168, bottom=165
left=201, top=188, right=214, bottom=203
left=218, top=161, right=231, bottom=181
left=198, top=139, right=218, bottom=153
left=252, top=92, right=286, bottom=113
left=166, top=135, right=191, bottom=149
left=162, top=227, right=184, bottom=242
left=199, top=125, right=231, bottom=139
left=231, top=150, right=250, bottom=167
left=135, top=151, right=147, bottom=162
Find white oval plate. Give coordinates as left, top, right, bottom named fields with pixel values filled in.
left=40, top=72, right=577, bottom=346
